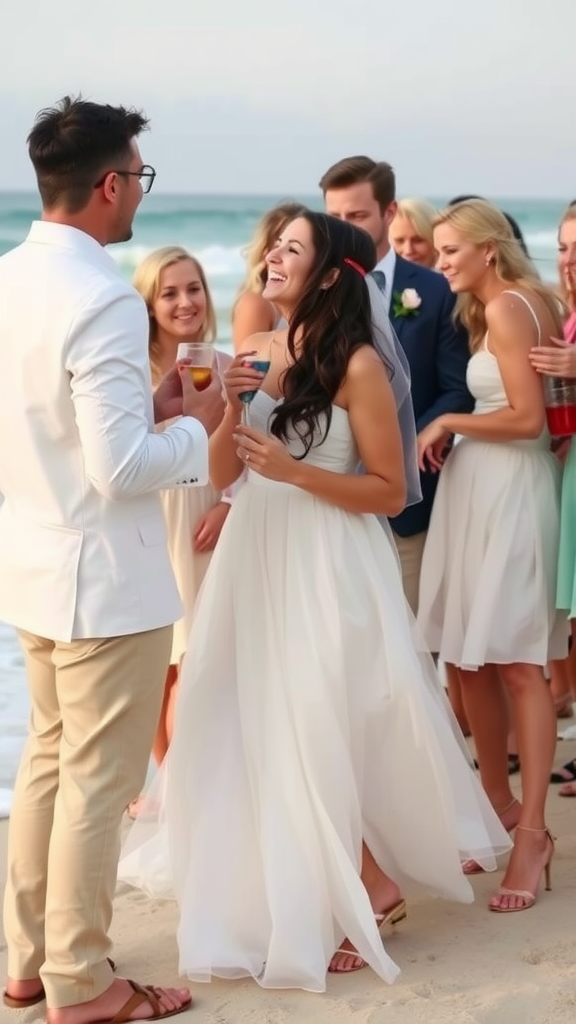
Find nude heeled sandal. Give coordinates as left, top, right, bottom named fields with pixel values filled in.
left=489, top=826, right=554, bottom=913
left=330, top=900, right=408, bottom=973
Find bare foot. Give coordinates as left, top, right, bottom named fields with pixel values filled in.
left=559, top=781, right=576, bottom=797
left=328, top=945, right=366, bottom=974
left=489, top=828, right=553, bottom=912
left=46, top=978, right=192, bottom=1024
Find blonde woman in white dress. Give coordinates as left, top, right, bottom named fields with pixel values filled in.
left=130, top=247, right=231, bottom=807
left=417, top=199, right=568, bottom=913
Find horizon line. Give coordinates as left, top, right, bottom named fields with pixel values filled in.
left=0, top=189, right=571, bottom=203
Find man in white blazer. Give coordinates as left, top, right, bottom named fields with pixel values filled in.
left=0, top=98, right=227, bottom=1023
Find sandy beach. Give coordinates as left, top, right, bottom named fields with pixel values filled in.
left=1, top=748, right=575, bottom=1024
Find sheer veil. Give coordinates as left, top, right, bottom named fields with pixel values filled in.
left=365, top=274, right=422, bottom=509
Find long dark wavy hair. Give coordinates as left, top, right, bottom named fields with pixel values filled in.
left=271, top=211, right=378, bottom=457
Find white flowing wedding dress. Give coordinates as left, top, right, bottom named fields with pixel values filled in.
left=119, top=389, right=510, bottom=991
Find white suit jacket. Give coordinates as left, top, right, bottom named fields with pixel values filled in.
left=0, top=221, right=209, bottom=642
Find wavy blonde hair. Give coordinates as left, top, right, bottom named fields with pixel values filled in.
left=394, top=197, right=436, bottom=247
left=434, top=199, right=563, bottom=352
left=239, top=201, right=307, bottom=295
left=133, top=246, right=217, bottom=382
left=558, top=201, right=576, bottom=307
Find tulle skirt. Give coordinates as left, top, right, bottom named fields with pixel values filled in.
left=119, top=474, right=511, bottom=991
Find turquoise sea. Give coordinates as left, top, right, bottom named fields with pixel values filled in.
left=0, top=191, right=570, bottom=812
left=0, top=192, right=568, bottom=346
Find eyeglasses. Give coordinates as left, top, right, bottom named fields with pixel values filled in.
left=93, top=164, right=156, bottom=195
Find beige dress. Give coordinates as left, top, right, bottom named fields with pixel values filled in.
left=160, top=481, right=224, bottom=664
left=418, top=291, right=568, bottom=669
left=156, top=350, right=231, bottom=664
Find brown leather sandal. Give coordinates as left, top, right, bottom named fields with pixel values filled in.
left=92, top=981, right=192, bottom=1023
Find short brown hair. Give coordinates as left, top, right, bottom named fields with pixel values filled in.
left=28, top=95, right=148, bottom=213
left=319, top=156, right=396, bottom=211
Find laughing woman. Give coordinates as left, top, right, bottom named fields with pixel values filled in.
left=120, top=213, right=508, bottom=991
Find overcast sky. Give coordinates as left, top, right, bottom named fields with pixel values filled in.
left=1, top=0, right=572, bottom=197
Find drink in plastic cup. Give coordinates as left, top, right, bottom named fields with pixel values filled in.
left=176, top=342, right=215, bottom=391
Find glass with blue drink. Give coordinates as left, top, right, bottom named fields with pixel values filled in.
left=239, top=354, right=271, bottom=425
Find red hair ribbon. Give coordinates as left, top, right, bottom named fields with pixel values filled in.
left=343, top=257, right=366, bottom=277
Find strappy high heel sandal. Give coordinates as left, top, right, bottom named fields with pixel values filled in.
left=375, top=899, right=407, bottom=931
left=488, top=825, right=554, bottom=913
left=329, top=900, right=408, bottom=973
left=462, top=797, right=520, bottom=875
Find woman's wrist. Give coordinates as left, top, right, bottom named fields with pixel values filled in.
left=288, top=459, right=309, bottom=489
left=223, top=403, right=240, bottom=427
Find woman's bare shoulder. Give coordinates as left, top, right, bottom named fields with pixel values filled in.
left=233, top=290, right=274, bottom=318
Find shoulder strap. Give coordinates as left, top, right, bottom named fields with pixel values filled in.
left=502, top=290, right=542, bottom=345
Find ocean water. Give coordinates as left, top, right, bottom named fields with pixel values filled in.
left=0, top=192, right=566, bottom=344
left=0, top=191, right=568, bottom=815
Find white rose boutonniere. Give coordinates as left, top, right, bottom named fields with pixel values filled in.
left=392, top=288, right=422, bottom=318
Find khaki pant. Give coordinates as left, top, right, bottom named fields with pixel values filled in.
left=391, top=529, right=428, bottom=616
left=3, top=625, right=172, bottom=1008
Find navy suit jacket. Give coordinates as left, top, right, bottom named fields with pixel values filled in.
left=387, top=256, right=473, bottom=537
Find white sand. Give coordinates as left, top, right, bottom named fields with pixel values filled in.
left=2, top=748, right=576, bottom=1024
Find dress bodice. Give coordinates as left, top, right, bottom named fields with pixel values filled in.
left=467, top=347, right=550, bottom=451
left=467, top=347, right=509, bottom=414
left=248, top=390, right=359, bottom=475
left=466, top=290, right=549, bottom=450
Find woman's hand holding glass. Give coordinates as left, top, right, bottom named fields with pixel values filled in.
left=223, top=353, right=267, bottom=414
left=233, top=424, right=296, bottom=483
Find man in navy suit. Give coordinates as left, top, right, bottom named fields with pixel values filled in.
left=320, top=156, right=473, bottom=614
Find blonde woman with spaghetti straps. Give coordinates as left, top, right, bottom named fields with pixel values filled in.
left=232, top=201, right=306, bottom=351
left=417, top=199, right=568, bottom=913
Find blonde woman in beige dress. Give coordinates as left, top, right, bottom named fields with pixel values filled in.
left=129, top=247, right=231, bottom=812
